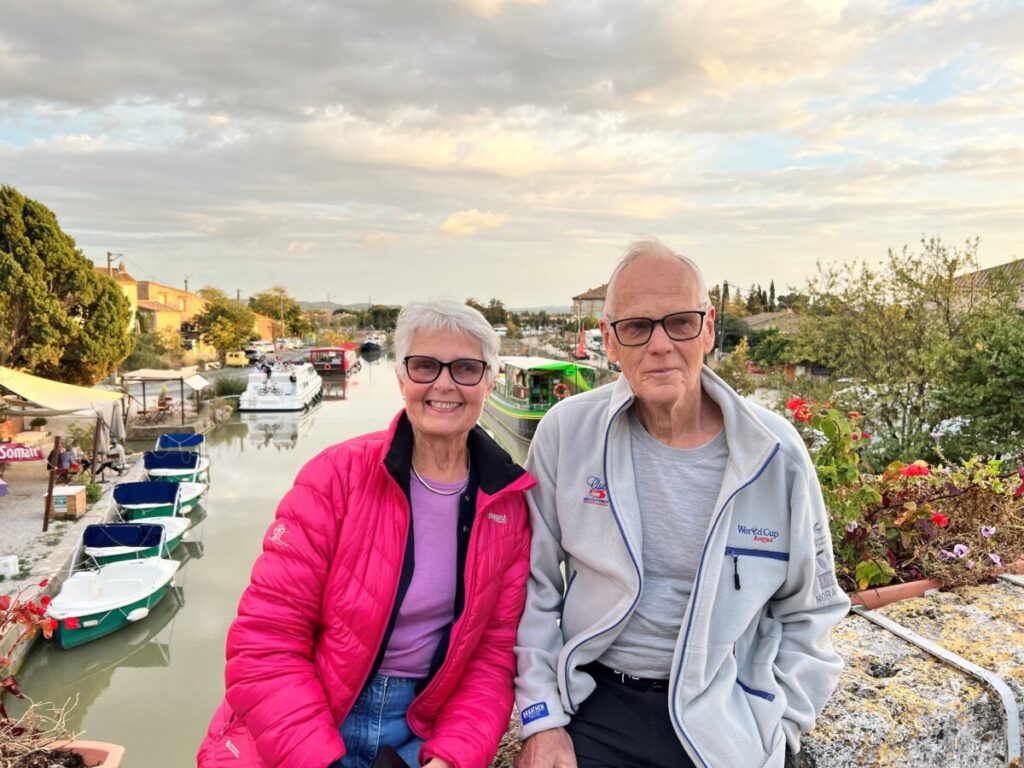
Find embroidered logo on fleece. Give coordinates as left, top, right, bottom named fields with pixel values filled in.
left=521, top=702, right=549, bottom=724
left=583, top=476, right=609, bottom=506
left=268, top=523, right=289, bottom=547
left=487, top=512, right=507, bottom=524
left=814, top=549, right=840, bottom=603
left=736, top=524, right=779, bottom=544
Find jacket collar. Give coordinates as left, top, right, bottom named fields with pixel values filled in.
left=606, top=365, right=779, bottom=477
left=383, top=410, right=534, bottom=497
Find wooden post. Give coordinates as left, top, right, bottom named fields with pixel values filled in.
left=90, top=416, right=102, bottom=484
left=43, top=436, right=61, bottom=532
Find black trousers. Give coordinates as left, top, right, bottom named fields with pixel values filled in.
left=567, top=666, right=697, bottom=768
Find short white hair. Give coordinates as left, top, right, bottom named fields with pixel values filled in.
left=393, top=298, right=500, bottom=382
left=604, top=239, right=709, bottom=317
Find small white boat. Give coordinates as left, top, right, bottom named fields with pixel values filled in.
left=82, top=519, right=192, bottom=564
left=143, top=451, right=210, bottom=483
left=238, top=362, right=323, bottom=412
left=47, top=558, right=181, bottom=649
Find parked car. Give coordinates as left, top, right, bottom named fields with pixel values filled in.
left=225, top=351, right=249, bottom=367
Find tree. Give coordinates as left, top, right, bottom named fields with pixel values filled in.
left=0, top=185, right=132, bottom=384
left=790, top=237, right=1019, bottom=464
left=935, top=308, right=1024, bottom=460
left=195, top=298, right=256, bottom=357
left=198, top=286, right=228, bottom=302
left=768, top=281, right=776, bottom=312
left=714, top=336, right=756, bottom=395
left=249, top=286, right=312, bottom=337
left=717, top=315, right=751, bottom=352
left=749, top=328, right=790, bottom=366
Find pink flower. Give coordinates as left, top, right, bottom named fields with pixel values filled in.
left=953, top=544, right=969, bottom=558
left=966, top=560, right=975, bottom=570
left=989, top=553, right=1003, bottom=567
left=980, top=526, right=996, bottom=538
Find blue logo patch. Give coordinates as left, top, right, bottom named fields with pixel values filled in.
left=521, top=702, right=549, bottom=724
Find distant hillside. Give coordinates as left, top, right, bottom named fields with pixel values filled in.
left=300, top=300, right=573, bottom=315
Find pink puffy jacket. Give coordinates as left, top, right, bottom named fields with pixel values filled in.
left=198, top=411, right=535, bottom=768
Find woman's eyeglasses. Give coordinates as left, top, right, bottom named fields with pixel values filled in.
left=403, top=356, right=489, bottom=385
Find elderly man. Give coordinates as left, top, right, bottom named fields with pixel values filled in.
left=514, top=241, right=849, bottom=768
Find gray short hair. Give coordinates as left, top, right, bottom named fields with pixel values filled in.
left=393, top=298, right=500, bottom=382
left=605, top=239, right=709, bottom=317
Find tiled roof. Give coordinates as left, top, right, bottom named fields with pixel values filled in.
left=573, top=283, right=608, bottom=301
left=137, top=300, right=180, bottom=313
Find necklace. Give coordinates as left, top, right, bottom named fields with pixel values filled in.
left=411, top=454, right=471, bottom=496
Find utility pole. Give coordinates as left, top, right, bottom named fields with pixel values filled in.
left=236, top=289, right=241, bottom=304
left=184, top=275, right=191, bottom=293
left=106, top=251, right=124, bottom=276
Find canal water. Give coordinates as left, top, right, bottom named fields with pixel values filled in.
left=12, top=356, right=421, bottom=766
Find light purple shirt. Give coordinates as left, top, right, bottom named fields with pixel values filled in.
left=378, top=472, right=463, bottom=678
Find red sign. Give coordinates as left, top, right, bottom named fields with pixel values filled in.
left=0, top=443, right=45, bottom=462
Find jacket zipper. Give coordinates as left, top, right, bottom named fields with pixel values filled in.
left=669, top=443, right=782, bottom=768
left=724, top=546, right=790, bottom=591
left=561, top=400, right=641, bottom=714
left=737, top=679, right=776, bottom=701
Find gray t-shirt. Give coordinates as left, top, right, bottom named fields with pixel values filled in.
left=599, top=411, right=729, bottom=678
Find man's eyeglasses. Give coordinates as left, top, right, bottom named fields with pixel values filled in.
left=607, top=310, right=708, bottom=347
left=403, top=356, right=489, bottom=385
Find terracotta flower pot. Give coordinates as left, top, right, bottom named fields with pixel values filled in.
left=847, top=578, right=944, bottom=610
left=63, top=740, right=126, bottom=767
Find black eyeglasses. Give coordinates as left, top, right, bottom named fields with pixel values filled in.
left=607, top=310, right=708, bottom=346
left=403, top=356, right=489, bottom=385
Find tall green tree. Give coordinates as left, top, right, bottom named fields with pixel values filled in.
left=791, top=237, right=1019, bottom=464
left=195, top=298, right=256, bottom=357
left=249, top=286, right=312, bottom=337
left=0, top=185, right=132, bottom=384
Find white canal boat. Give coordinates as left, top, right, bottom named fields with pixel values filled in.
left=238, top=362, right=323, bottom=412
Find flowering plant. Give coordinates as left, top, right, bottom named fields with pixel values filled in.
left=0, top=579, right=71, bottom=758
left=785, top=397, right=1024, bottom=591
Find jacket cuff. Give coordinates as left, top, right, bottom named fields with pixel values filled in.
left=517, top=699, right=571, bottom=740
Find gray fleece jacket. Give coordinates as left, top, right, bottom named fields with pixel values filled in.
left=514, top=367, right=849, bottom=768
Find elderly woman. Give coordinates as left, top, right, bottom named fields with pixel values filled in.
left=199, top=299, right=534, bottom=768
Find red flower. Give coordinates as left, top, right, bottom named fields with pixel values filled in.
left=793, top=406, right=813, bottom=422
left=0, top=595, right=9, bottom=612
left=786, top=397, right=805, bottom=412
left=848, top=411, right=861, bottom=420
left=38, top=578, right=49, bottom=588
left=64, top=617, right=80, bottom=630
left=0, top=656, right=9, bottom=668
left=931, top=512, right=949, bottom=527
left=899, top=461, right=930, bottom=477
left=851, top=433, right=859, bottom=441
left=39, top=595, right=51, bottom=608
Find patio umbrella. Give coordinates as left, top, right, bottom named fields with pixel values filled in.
left=91, top=414, right=110, bottom=483
left=109, top=402, right=126, bottom=443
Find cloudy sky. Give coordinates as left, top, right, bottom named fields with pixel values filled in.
left=1, top=0, right=1021, bottom=307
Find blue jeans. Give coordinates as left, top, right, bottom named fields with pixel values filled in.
left=337, top=675, right=425, bottom=768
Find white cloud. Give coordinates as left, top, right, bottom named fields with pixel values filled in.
left=438, top=209, right=508, bottom=236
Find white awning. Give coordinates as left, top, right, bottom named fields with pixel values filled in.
left=121, top=366, right=201, bottom=381
left=0, top=366, right=124, bottom=416
left=183, top=374, right=211, bottom=391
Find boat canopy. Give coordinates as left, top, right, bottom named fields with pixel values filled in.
left=114, top=482, right=180, bottom=505
left=143, top=451, right=201, bottom=470
left=83, top=523, right=164, bottom=549
left=499, top=356, right=588, bottom=374
left=155, top=433, right=205, bottom=450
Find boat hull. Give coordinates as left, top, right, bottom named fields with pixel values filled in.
left=483, top=395, right=545, bottom=441
left=238, top=364, right=323, bottom=412
left=87, top=533, right=184, bottom=565
left=49, top=559, right=181, bottom=650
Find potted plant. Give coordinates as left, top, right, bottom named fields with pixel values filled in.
left=28, top=417, right=47, bottom=433
left=1, top=581, right=125, bottom=767
left=784, top=397, right=1024, bottom=607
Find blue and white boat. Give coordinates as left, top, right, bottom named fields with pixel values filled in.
left=143, top=451, right=209, bottom=483
left=82, top=520, right=191, bottom=565
left=114, top=481, right=204, bottom=519
left=155, top=433, right=207, bottom=457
